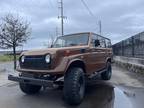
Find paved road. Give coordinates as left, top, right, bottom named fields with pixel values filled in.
left=0, top=63, right=144, bottom=108
left=0, top=62, right=16, bottom=86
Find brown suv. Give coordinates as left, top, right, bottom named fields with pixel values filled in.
left=8, top=32, right=113, bottom=105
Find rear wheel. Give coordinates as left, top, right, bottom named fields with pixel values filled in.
left=19, top=83, right=42, bottom=95
left=101, top=62, right=112, bottom=80
left=63, top=67, right=85, bottom=105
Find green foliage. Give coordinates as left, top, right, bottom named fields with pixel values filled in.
left=0, top=55, right=19, bottom=62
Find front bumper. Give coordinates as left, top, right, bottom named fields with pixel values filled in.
left=16, top=67, right=63, bottom=75
left=8, top=75, right=54, bottom=87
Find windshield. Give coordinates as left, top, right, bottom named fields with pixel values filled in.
left=52, top=33, right=89, bottom=48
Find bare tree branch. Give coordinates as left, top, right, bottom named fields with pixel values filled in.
left=0, top=13, right=31, bottom=69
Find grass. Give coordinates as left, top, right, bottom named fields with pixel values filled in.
left=0, top=55, right=20, bottom=62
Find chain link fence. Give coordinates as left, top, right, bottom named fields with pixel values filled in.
left=113, top=32, right=144, bottom=59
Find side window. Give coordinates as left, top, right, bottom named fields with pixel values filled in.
left=105, top=39, right=111, bottom=48
left=91, top=39, right=95, bottom=47
left=91, top=34, right=111, bottom=48
left=98, top=36, right=106, bottom=48
left=91, top=34, right=100, bottom=47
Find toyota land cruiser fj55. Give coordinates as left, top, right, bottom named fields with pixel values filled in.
left=8, top=32, right=113, bottom=105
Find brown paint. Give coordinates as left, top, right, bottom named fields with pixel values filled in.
left=17, top=32, right=113, bottom=76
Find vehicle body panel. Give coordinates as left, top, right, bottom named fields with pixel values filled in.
left=16, top=32, right=113, bottom=76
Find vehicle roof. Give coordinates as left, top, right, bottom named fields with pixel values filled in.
left=60, top=32, right=90, bottom=37
left=91, top=32, right=111, bottom=40
left=59, top=32, right=110, bottom=40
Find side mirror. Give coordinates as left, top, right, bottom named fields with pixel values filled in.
left=95, top=40, right=100, bottom=47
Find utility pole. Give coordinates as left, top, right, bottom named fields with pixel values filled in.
left=58, top=0, right=66, bottom=36
left=99, top=20, right=102, bottom=35
left=56, top=26, right=59, bottom=37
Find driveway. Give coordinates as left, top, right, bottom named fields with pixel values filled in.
left=0, top=63, right=144, bottom=108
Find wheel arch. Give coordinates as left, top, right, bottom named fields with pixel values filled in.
left=65, top=59, right=86, bottom=74
left=106, top=57, right=111, bottom=63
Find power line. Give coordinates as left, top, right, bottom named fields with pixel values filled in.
left=80, top=0, right=95, bottom=17
left=80, top=0, right=102, bottom=35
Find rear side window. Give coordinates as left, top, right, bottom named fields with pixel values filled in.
left=91, top=34, right=111, bottom=48
left=98, top=36, right=106, bottom=48
left=105, top=39, right=111, bottom=48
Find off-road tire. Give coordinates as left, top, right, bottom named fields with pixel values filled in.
left=101, top=62, right=112, bottom=80
left=19, top=83, right=42, bottom=95
left=63, top=67, right=85, bottom=105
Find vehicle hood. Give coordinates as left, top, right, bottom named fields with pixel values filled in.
left=21, top=46, right=89, bottom=56
left=22, top=48, right=59, bottom=56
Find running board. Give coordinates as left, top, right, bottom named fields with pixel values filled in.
left=88, top=69, right=106, bottom=79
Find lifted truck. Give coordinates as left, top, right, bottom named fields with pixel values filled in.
left=8, top=32, right=113, bottom=105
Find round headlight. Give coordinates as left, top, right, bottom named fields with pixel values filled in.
left=45, top=54, right=50, bottom=63
left=21, top=56, right=25, bottom=63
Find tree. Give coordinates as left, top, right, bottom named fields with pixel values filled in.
left=0, top=14, right=31, bottom=69
left=43, top=31, right=59, bottom=48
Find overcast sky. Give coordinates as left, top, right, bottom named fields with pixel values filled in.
left=0, top=0, right=144, bottom=50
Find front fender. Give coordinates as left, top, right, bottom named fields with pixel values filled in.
left=64, top=58, right=86, bottom=73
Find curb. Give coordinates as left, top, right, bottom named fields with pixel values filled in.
left=114, top=60, right=144, bottom=75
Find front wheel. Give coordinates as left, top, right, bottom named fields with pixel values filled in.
left=63, top=67, right=85, bottom=105
left=101, top=62, right=112, bottom=80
